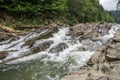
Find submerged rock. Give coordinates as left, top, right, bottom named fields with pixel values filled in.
left=31, top=41, right=53, bottom=53
left=22, top=27, right=58, bottom=47
left=0, top=51, right=8, bottom=60
left=49, top=43, right=68, bottom=53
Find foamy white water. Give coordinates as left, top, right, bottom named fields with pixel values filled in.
left=0, top=24, right=119, bottom=80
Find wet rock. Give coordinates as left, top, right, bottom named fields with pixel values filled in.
left=88, top=51, right=105, bottom=66
left=106, top=30, right=120, bottom=61
left=49, top=43, right=68, bottom=53
left=69, top=23, right=112, bottom=41
left=61, top=65, right=106, bottom=80
left=77, top=46, right=86, bottom=51
left=22, top=27, right=58, bottom=47
left=0, top=32, right=10, bottom=41
left=62, top=25, right=120, bottom=80
left=0, top=51, right=8, bottom=60
left=97, top=76, right=109, bottom=80
left=31, top=41, right=53, bottom=53
left=114, top=29, right=120, bottom=38
left=69, top=23, right=92, bottom=38
left=83, top=31, right=99, bottom=40
left=112, top=29, right=120, bottom=42
left=101, top=64, right=111, bottom=74
left=113, top=37, right=120, bottom=42
left=88, top=46, right=106, bottom=65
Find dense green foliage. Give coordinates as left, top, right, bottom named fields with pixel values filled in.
left=0, top=0, right=114, bottom=25
left=67, top=0, right=114, bottom=23
left=0, top=0, right=67, bottom=12
left=109, top=11, right=120, bottom=23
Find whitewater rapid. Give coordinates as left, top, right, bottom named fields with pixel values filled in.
left=0, top=24, right=119, bottom=80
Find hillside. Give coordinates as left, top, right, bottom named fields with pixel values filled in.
left=0, top=0, right=114, bottom=29
left=109, top=10, right=120, bottom=23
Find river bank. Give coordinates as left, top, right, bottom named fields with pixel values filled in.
left=0, top=23, right=119, bottom=80
left=62, top=25, right=120, bottom=80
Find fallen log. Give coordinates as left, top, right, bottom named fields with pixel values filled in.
left=0, top=24, right=27, bottom=35
left=0, top=24, right=18, bottom=33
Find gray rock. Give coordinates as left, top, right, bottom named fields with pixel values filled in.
left=31, top=41, right=53, bottom=53
left=22, top=27, right=58, bottom=47
left=0, top=32, right=10, bottom=41
left=106, top=30, right=120, bottom=61
left=0, top=51, right=8, bottom=60
left=62, top=28, right=120, bottom=80
left=97, top=76, right=109, bottom=80
left=49, top=43, right=68, bottom=53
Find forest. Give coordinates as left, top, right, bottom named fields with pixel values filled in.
left=0, top=0, right=114, bottom=28
left=109, top=10, right=120, bottom=23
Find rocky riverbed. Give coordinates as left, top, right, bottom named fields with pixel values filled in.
left=0, top=23, right=112, bottom=63
left=62, top=24, right=120, bottom=80
left=0, top=23, right=119, bottom=80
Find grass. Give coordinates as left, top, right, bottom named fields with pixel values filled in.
left=2, top=16, right=45, bottom=30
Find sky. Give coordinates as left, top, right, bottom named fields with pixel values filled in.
left=99, top=0, right=118, bottom=10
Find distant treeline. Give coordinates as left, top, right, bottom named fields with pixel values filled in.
left=0, top=0, right=114, bottom=24
left=109, top=10, right=120, bottom=23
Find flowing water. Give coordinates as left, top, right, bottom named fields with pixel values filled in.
left=0, top=25, right=119, bottom=80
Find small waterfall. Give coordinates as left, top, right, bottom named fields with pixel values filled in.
left=0, top=25, right=119, bottom=80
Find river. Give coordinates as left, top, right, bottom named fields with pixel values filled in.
left=0, top=24, right=119, bottom=80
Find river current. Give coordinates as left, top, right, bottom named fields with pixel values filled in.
left=0, top=24, right=119, bottom=80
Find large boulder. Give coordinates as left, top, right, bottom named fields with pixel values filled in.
left=69, top=23, right=92, bottom=38
left=69, top=23, right=112, bottom=41
left=106, top=29, right=120, bottom=61
left=87, top=46, right=106, bottom=65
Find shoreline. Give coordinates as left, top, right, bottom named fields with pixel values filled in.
left=61, top=25, right=120, bottom=80
left=0, top=23, right=119, bottom=80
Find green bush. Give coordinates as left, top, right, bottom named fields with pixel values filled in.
left=0, top=0, right=114, bottom=24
